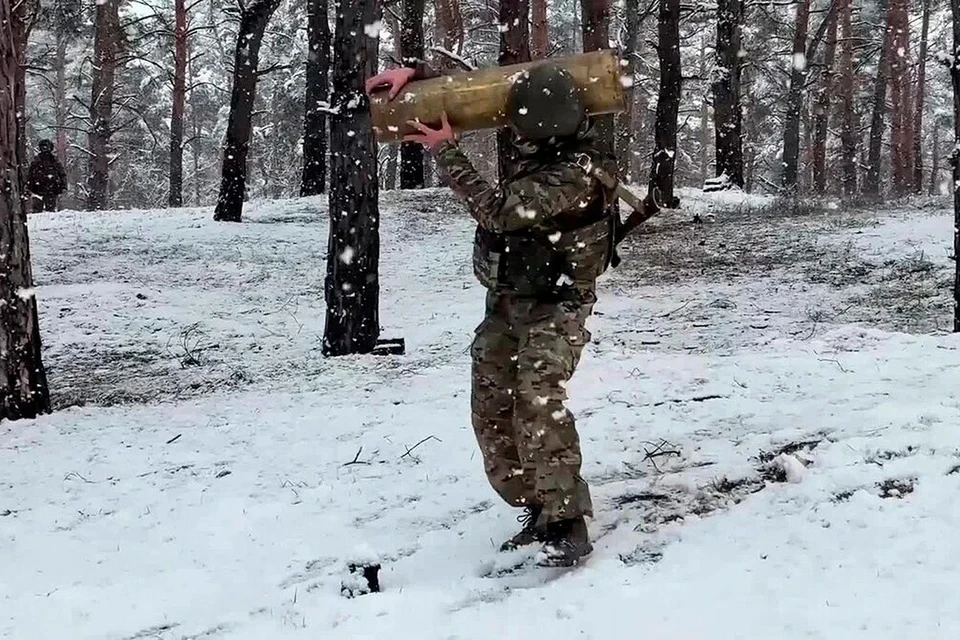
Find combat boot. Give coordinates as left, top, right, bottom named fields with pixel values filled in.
left=500, top=505, right=545, bottom=551
left=537, top=516, right=593, bottom=567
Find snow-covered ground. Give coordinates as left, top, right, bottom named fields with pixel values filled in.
left=3, top=190, right=960, bottom=639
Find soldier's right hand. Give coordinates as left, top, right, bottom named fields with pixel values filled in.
left=365, top=67, right=417, bottom=101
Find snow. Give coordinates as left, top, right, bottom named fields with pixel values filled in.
left=4, top=191, right=960, bottom=639
left=363, top=21, right=382, bottom=39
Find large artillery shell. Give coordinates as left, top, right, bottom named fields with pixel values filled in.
left=371, top=49, right=627, bottom=143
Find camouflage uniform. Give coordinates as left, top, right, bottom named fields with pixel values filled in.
left=434, top=128, right=615, bottom=527
left=27, top=145, right=67, bottom=213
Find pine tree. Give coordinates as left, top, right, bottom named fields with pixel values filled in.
left=322, top=0, right=381, bottom=356
left=0, top=0, right=51, bottom=419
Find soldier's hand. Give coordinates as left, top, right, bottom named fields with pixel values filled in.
left=404, top=113, right=455, bottom=153
left=366, top=67, right=417, bottom=101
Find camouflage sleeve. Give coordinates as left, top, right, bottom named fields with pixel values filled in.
left=434, top=141, right=597, bottom=233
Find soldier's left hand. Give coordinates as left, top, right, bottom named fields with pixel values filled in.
left=404, top=113, right=455, bottom=152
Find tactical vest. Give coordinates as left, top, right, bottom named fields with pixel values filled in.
left=472, top=149, right=617, bottom=300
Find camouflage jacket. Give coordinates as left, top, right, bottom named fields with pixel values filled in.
left=27, top=151, right=67, bottom=196
left=434, top=129, right=616, bottom=296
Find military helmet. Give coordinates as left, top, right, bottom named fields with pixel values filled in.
left=507, top=63, right=585, bottom=140
left=38, top=139, right=54, bottom=152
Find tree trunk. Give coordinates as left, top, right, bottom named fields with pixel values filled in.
left=11, top=0, right=30, bottom=191
left=742, top=38, right=758, bottom=192
left=699, top=34, right=710, bottom=186
left=322, top=0, right=381, bottom=356
left=497, top=0, right=530, bottom=180
left=213, top=0, right=281, bottom=222
left=929, top=114, right=941, bottom=196
left=190, top=50, right=203, bottom=205
left=811, top=5, right=838, bottom=195
left=581, top=0, right=613, bottom=155
left=531, top=0, right=548, bottom=59
left=912, top=0, right=930, bottom=194
left=169, top=0, right=188, bottom=207
left=713, top=0, right=744, bottom=188
left=617, top=0, right=642, bottom=181
left=385, top=143, right=398, bottom=190
left=888, top=0, right=912, bottom=196
left=87, top=0, right=121, bottom=211
left=838, top=0, right=858, bottom=196
left=0, top=0, right=51, bottom=419
left=781, top=0, right=837, bottom=193
left=781, top=0, right=811, bottom=192
left=864, top=0, right=892, bottom=199
left=54, top=37, right=68, bottom=162
left=399, top=0, right=426, bottom=189
left=301, top=0, right=330, bottom=196
left=951, top=0, right=960, bottom=331
left=647, top=0, right=681, bottom=208
left=434, top=0, right=464, bottom=57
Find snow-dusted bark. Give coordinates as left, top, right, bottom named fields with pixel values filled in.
left=616, top=0, right=644, bottom=181
left=781, top=0, right=811, bottom=193
left=913, top=0, right=931, bottom=194
left=647, top=0, right=681, bottom=207
left=889, top=0, right=913, bottom=196
left=214, top=0, right=283, bottom=222
left=581, top=0, right=613, bottom=155
left=301, top=0, right=330, bottom=196
left=838, top=0, right=858, bottom=196
left=496, top=0, right=530, bottom=180
left=87, top=0, right=121, bottom=211
left=865, top=0, right=893, bottom=199
left=713, top=0, right=744, bottom=188
left=169, top=0, right=188, bottom=207
left=950, top=0, right=960, bottom=331
left=435, top=0, right=465, bottom=59
left=322, top=0, right=381, bottom=356
left=400, top=0, right=426, bottom=190
left=531, top=0, right=549, bottom=59
left=781, top=0, right=836, bottom=193
left=0, top=0, right=50, bottom=419
left=811, top=5, right=838, bottom=195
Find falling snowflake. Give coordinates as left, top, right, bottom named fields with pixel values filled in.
left=364, top=20, right=382, bottom=38
left=792, top=53, right=807, bottom=71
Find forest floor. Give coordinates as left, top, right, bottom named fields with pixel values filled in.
left=3, top=188, right=960, bottom=639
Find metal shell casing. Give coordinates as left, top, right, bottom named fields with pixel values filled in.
left=370, top=49, right=627, bottom=143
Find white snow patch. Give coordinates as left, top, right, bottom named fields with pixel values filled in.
left=3, top=191, right=960, bottom=639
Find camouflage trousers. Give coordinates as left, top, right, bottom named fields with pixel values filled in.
left=470, top=288, right=596, bottom=525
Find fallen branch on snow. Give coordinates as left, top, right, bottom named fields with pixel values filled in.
left=400, top=435, right=442, bottom=460
left=343, top=446, right=370, bottom=467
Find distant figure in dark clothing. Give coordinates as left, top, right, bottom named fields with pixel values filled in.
left=27, top=139, right=67, bottom=212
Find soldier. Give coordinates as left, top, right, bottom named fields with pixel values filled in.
left=27, top=139, right=67, bottom=212
left=367, top=63, right=617, bottom=566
